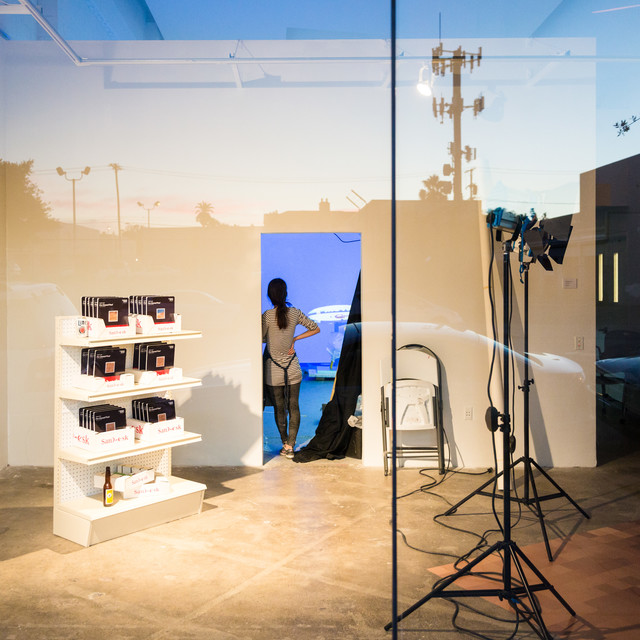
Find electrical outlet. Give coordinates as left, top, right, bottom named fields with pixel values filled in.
left=574, top=336, right=584, bottom=350
left=464, top=406, right=473, bottom=420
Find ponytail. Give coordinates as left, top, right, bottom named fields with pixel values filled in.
left=267, top=278, right=289, bottom=330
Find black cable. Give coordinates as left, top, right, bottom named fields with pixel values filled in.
left=449, top=599, right=522, bottom=640
left=395, top=428, right=491, bottom=501
left=487, top=226, right=498, bottom=409
left=396, top=528, right=462, bottom=562
left=397, top=471, right=535, bottom=639
left=332, top=232, right=361, bottom=244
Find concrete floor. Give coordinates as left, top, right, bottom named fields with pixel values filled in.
left=1, top=445, right=640, bottom=640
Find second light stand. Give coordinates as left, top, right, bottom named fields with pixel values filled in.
left=442, top=260, right=589, bottom=562
left=386, top=241, right=575, bottom=639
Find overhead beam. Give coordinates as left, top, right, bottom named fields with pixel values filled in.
left=0, top=5, right=30, bottom=14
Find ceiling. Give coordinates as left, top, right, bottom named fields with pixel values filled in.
left=0, top=1, right=637, bottom=62
left=0, top=0, right=570, bottom=43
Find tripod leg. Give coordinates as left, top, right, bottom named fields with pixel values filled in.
left=529, top=459, right=590, bottom=519
left=384, top=541, right=504, bottom=631
left=443, top=469, right=505, bottom=516
left=512, top=544, right=576, bottom=616
left=507, top=545, right=554, bottom=640
left=524, top=461, right=554, bottom=562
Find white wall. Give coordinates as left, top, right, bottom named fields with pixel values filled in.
left=1, top=38, right=597, bottom=469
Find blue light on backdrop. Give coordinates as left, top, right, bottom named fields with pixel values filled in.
left=261, top=232, right=361, bottom=367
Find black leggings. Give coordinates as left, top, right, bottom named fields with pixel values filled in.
left=268, top=382, right=301, bottom=447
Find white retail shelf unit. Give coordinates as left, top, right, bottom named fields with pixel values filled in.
left=54, top=316, right=207, bottom=547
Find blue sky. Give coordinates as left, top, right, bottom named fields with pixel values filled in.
left=3, top=1, right=639, bottom=229
left=5, top=1, right=638, bottom=49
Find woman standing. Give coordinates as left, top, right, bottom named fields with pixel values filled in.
left=263, top=278, right=320, bottom=458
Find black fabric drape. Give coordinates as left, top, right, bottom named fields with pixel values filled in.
left=294, top=273, right=362, bottom=463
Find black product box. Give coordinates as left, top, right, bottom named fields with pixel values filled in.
left=94, top=406, right=126, bottom=432
left=94, top=348, right=126, bottom=378
left=97, top=297, right=129, bottom=327
left=81, top=348, right=90, bottom=375
left=132, top=396, right=176, bottom=423
left=140, top=343, right=175, bottom=372
left=81, top=296, right=128, bottom=326
left=128, top=295, right=176, bottom=324
left=149, top=397, right=176, bottom=423
left=133, top=341, right=162, bottom=369
left=79, top=404, right=126, bottom=432
left=87, top=347, right=127, bottom=378
left=145, top=296, right=175, bottom=324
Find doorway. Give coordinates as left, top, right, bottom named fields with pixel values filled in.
left=261, top=232, right=361, bottom=462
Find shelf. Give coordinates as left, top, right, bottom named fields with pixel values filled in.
left=58, top=431, right=203, bottom=465
left=60, top=329, right=202, bottom=347
left=59, top=376, right=202, bottom=401
left=57, top=475, right=205, bottom=520
left=53, top=476, right=206, bottom=546
left=54, top=315, right=206, bottom=547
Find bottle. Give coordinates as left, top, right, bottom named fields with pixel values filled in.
left=103, top=466, right=114, bottom=507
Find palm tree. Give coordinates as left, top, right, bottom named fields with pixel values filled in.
left=195, top=201, right=215, bottom=227
left=615, top=115, right=639, bottom=135
left=419, top=174, right=450, bottom=201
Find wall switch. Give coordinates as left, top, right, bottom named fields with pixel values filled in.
left=574, top=336, right=584, bottom=350
left=464, top=406, right=473, bottom=420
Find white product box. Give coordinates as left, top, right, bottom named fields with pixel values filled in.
left=125, top=478, right=171, bottom=499
left=130, top=367, right=183, bottom=385
left=93, top=468, right=155, bottom=494
left=74, top=372, right=135, bottom=392
left=72, top=425, right=135, bottom=452
left=82, top=316, right=137, bottom=340
left=131, top=417, right=185, bottom=442
left=134, top=314, right=182, bottom=335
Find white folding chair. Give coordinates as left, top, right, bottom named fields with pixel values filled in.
left=381, top=344, right=445, bottom=475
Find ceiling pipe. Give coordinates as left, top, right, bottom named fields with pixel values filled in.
left=18, top=0, right=392, bottom=68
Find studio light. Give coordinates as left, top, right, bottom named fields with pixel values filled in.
left=486, top=206, right=521, bottom=234
left=416, top=64, right=433, bottom=97
left=487, top=208, right=573, bottom=272
left=522, top=214, right=573, bottom=271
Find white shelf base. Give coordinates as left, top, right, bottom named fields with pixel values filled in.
left=53, top=476, right=206, bottom=547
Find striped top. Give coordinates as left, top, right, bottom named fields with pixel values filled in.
left=262, top=307, right=318, bottom=386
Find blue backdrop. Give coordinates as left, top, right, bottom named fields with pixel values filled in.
left=261, top=232, right=361, bottom=366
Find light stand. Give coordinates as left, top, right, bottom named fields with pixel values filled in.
left=442, top=215, right=589, bottom=561
left=386, top=239, right=575, bottom=639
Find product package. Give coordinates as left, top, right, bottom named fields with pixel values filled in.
left=81, top=296, right=129, bottom=327
left=132, top=341, right=162, bottom=369
left=132, top=396, right=176, bottom=423
left=80, top=347, right=127, bottom=378
left=78, top=404, right=127, bottom=432
left=133, top=342, right=175, bottom=371
left=129, top=295, right=176, bottom=324
left=93, top=465, right=155, bottom=496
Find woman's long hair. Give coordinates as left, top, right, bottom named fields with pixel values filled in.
left=267, top=278, right=289, bottom=329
